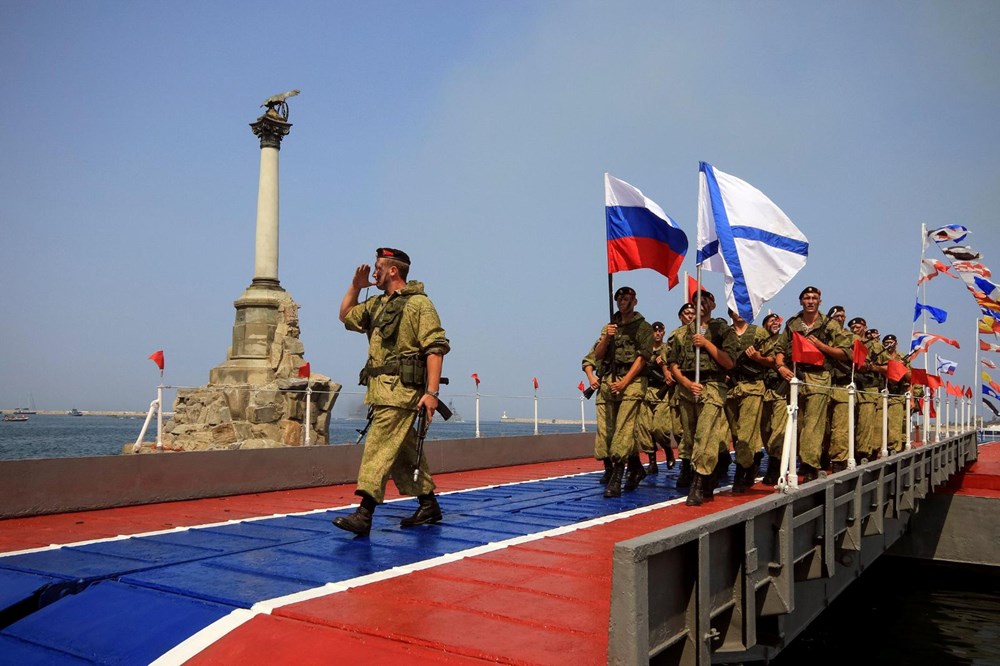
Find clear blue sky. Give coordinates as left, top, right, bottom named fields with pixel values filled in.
left=1, top=1, right=998, bottom=421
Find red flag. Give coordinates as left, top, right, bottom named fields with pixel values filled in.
left=578, top=381, right=586, bottom=392
left=792, top=332, right=824, bottom=366
left=929, top=395, right=937, bottom=418
left=852, top=339, right=868, bottom=368
left=991, top=380, right=1000, bottom=395
left=148, top=350, right=164, bottom=372
left=910, top=368, right=929, bottom=386
left=886, top=359, right=908, bottom=383
left=946, top=381, right=959, bottom=397
left=686, top=274, right=701, bottom=303
left=297, top=362, right=311, bottom=378
left=966, top=386, right=973, bottom=398
left=982, top=340, right=1000, bottom=353
left=471, top=373, right=480, bottom=387
left=926, top=373, right=942, bottom=390
left=532, top=377, right=539, bottom=390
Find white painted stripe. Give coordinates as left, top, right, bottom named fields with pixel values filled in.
left=149, top=608, right=257, bottom=666
left=159, top=492, right=693, bottom=662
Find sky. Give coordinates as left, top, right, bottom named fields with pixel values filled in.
left=1, top=1, right=999, bottom=422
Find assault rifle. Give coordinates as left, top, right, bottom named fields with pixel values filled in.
left=355, top=377, right=452, bottom=445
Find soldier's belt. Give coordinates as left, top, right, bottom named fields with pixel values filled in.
left=681, top=370, right=726, bottom=382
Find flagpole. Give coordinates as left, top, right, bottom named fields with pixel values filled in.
left=475, top=388, right=481, bottom=438
left=694, top=265, right=703, bottom=386
left=304, top=383, right=312, bottom=445
left=580, top=393, right=586, bottom=433
left=974, top=316, right=980, bottom=431
left=533, top=382, right=539, bottom=436
left=920, top=224, right=931, bottom=443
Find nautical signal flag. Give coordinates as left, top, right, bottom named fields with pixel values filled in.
left=886, top=359, right=909, bottom=383
left=852, top=339, right=868, bottom=368
left=913, top=301, right=948, bottom=324
left=791, top=332, right=824, bottom=366
left=936, top=355, right=957, bottom=375
left=297, top=362, right=310, bottom=379
left=148, top=350, right=164, bottom=373
left=532, top=377, right=539, bottom=390
left=605, top=173, right=688, bottom=289
left=982, top=340, right=1000, bottom=353
left=984, top=398, right=1000, bottom=418
left=917, top=258, right=955, bottom=284
left=696, top=162, right=808, bottom=323
left=983, top=372, right=1000, bottom=395
left=928, top=224, right=969, bottom=244
left=983, top=359, right=998, bottom=370
left=984, top=384, right=1000, bottom=402
left=910, top=332, right=960, bottom=355
left=471, top=373, right=480, bottom=387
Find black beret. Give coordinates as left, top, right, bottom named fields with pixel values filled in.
left=376, top=247, right=410, bottom=265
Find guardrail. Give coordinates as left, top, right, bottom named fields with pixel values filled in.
left=608, top=431, right=978, bottom=666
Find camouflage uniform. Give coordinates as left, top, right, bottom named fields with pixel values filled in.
left=759, top=330, right=789, bottom=460
left=882, top=350, right=910, bottom=453
left=592, top=313, right=654, bottom=462
left=777, top=313, right=852, bottom=470
left=344, top=280, right=450, bottom=504
left=855, top=337, right=885, bottom=460
left=638, top=342, right=668, bottom=455
left=651, top=343, right=675, bottom=447
left=723, top=324, right=769, bottom=469
left=668, top=318, right=739, bottom=476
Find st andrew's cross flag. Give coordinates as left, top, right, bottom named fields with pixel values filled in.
left=697, top=162, right=808, bottom=322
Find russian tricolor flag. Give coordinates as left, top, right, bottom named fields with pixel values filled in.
left=605, top=173, right=687, bottom=289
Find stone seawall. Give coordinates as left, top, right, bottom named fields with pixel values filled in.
left=0, top=432, right=593, bottom=518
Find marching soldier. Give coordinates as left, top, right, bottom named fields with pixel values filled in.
left=723, top=308, right=769, bottom=492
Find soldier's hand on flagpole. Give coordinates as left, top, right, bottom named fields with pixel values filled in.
left=687, top=381, right=703, bottom=397
left=605, top=324, right=618, bottom=338
left=778, top=365, right=794, bottom=381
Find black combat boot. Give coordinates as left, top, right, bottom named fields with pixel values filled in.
left=676, top=459, right=693, bottom=489
left=663, top=442, right=676, bottom=469
left=685, top=472, right=705, bottom=506
left=799, top=463, right=820, bottom=483
left=624, top=455, right=648, bottom=491
left=646, top=451, right=659, bottom=475
left=703, top=472, right=716, bottom=501
left=762, top=454, right=780, bottom=486
left=731, top=465, right=751, bottom=493
left=603, top=460, right=626, bottom=498
left=830, top=460, right=848, bottom=473
left=401, top=493, right=443, bottom=527
left=714, top=450, right=732, bottom=485
left=333, top=495, right=376, bottom=537
left=598, top=458, right=613, bottom=484
left=752, top=450, right=764, bottom=479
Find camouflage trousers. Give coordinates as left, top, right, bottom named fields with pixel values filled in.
left=356, top=405, right=435, bottom=504
left=676, top=381, right=730, bottom=476
left=879, top=398, right=907, bottom=453
left=595, top=380, right=645, bottom=461
left=856, top=388, right=881, bottom=458
left=797, top=373, right=831, bottom=469
left=636, top=386, right=663, bottom=454
left=724, top=380, right=765, bottom=469
left=826, top=384, right=852, bottom=464
left=761, top=390, right=789, bottom=458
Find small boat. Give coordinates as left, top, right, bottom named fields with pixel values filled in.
left=67, top=409, right=84, bottom=417
left=3, top=413, right=29, bottom=422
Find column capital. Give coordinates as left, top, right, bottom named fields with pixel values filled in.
left=250, top=114, right=292, bottom=149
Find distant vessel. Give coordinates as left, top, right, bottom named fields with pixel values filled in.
left=67, top=409, right=84, bottom=417
left=447, top=400, right=463, bottom=422
left=3, top=413, right=29, bottom=422
left=14, top=394, right=38, bottom=415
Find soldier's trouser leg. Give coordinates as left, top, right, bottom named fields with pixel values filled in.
left=763, top=397, right=788, bottom=458
left=672, top=401, right=688, bottom=458
left=731, top=393, right=763, bottom=469
left=857, top=399, right=877, bottom=457
left=637, top=397, right=656, bottom=454
left=594, top=398, right=611, bottom=460
left=357, top=406, right=434, bottom=504
left=692, top=383, right=729, bottom=476
left=828, top=386, right=850, bottom=463
left=887, top=400, right=905, bottom=452
left=798, top=390, right=829, bottom=469
left=651, top=399, right=672, bottom=447
left=677, top=394, right=697, bottom=463
left=609, top=397, right=643, bottom=460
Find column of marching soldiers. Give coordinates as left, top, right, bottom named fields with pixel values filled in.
left=582, top=284, right=916, bottom=507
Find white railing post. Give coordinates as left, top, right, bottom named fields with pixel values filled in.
left=304, top=383, right=312, bottom=445
left=881, top=388, right=889, bottom=458
left=132, top=397, right=160, bottom=453
left=475, top=391, right=481, bottom=438
left=156, top=384, right=163, bottom=450
left=905, top=391, right=912, bottom=451
left=778, top=377, right=799, bottom=491
left=533, top=393, right=539, bottom=435
left=847, top=383, right=857, bottom=470
left=580, top=394, right=586, bottom=433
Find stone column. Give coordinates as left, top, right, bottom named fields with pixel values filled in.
left=249, top=115, right=290, bottom=290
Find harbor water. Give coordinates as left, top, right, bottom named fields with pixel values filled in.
left=1, top=416, right=997, bottom=663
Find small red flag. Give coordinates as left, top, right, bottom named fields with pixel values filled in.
left=926, top=373, right=942, bottom=390
left=966, top=386, right=973, bottom=398
left=910, top=367, right=929, bottom=386
left=886, top=359, right=908, bottom=383
left=852, top=339, right=868, bottom=368
left=578, top=381, right=586, bottom=392
left=945, top=381, right=955, bottom=396
left=148, top=350, right=164, bottom=372
left=990, top=380, right=1000, bottom=395
left=686, top=275, right=701, bottom=303
left=533, top=377, right=539, bottom=390
left=792, top=332, right=824, bottom=366
left=929, top=395, right=937, bottom=418
left=298, top=362, right=311, bottom=379
left=471, top=373, right=480, bottom=387
left=981, top=339, right=1000, bottom=353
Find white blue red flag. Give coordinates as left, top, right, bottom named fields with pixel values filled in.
left=935, top=355, right=957, bottom=375
left=605, top=173, right=688, bottom=289
left=927, top=224, right=969, bottom=244
left=696, top=162, right=808, bottom=322
left=984, top=384, right=1000, bottom=402
left=911, top=332, right=961, bottom=354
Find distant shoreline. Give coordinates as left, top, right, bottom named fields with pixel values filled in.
left=0, top=410, right=174, bottom=418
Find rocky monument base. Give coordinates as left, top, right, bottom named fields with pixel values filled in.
left=128, top=289, right=341, bottom=454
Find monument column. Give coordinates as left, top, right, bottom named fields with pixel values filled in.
left=249, top=114, right=290, bottom=290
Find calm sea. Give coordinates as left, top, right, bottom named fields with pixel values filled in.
left=2, top=416, right=997, bottom=662
left=0, top=414, right=585, bottom=461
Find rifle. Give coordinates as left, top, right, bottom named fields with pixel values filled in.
left=413, top=406, right=431, bottom=482
left=355, top=378, right=452, bottom=445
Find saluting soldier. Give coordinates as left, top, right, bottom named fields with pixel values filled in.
left=667, top=290, right=737, bottom=506
left=723, top=308, right=770, bottom=492
left=333, top=248, right=450, bottom=537
left=774, top=286, right=852, bottom=482
left=590, top=286, right=654, bottom=498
